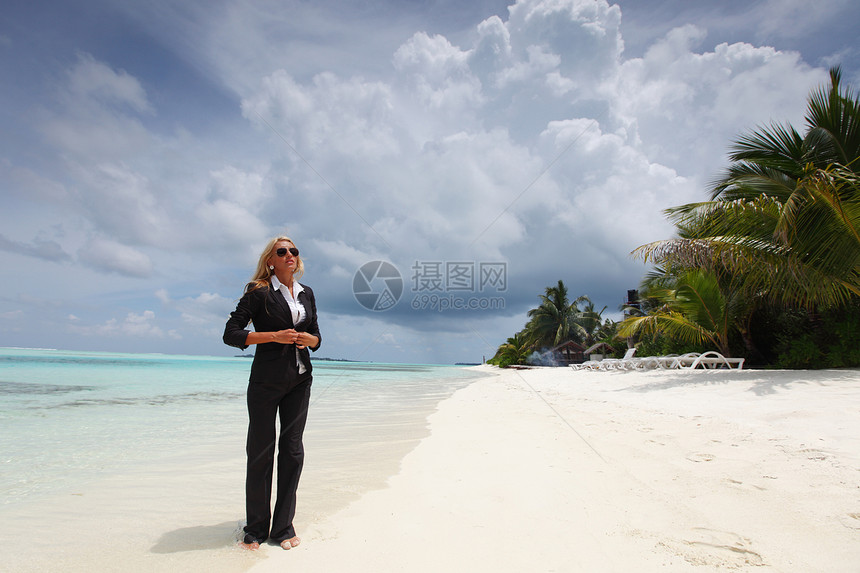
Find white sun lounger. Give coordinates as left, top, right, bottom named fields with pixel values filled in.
left=682, top=351, right=745, bottom=370
left=571, top=350, right=743, bottom=372
left=571, top=347, right=637, bottom=371
left=600, top=347, right=637, bottom=369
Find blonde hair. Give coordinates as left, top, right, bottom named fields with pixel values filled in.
left=246, top=236, right=305, bottom=292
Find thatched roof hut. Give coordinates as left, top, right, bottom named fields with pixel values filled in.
left=545, top=340, right=586, bottom=366
left=584, top=342, right=616, bottom=358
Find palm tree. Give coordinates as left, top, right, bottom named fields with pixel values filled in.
left=525, top=280, right=582, bottom=348
left=489, top=332, right=533, bottom=367
left=635, top=67, right=860, bottom=309
left=573, top=295, right=608, bottom=347
left=617, top=269, right=742, bottom=357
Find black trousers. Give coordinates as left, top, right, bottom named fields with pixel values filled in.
left=244, top=377, right=311, bottom=544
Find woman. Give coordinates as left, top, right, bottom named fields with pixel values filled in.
left=223, top=236, right=321, bottom=550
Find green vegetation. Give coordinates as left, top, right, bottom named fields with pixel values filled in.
left=489, top=332, right=534, bottom=368
left=487, top=280, right=618, bottom=367
left=491, top=68, right=860, bottom=369
left=621, top=66, right=860, bottom=368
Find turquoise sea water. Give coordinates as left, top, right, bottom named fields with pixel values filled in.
left=0, top=347, right=485, bottom=510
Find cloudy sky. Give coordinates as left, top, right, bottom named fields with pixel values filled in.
left=1, top=0, right=857, bottom=364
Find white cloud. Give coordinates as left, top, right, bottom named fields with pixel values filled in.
left=505, top=0, right=624, bottom=82
left=0, top=233, right=69, bottom=262
left=25, top=54, right=279, bottom=263
left=40, top=53, right=156, bottom=164
left=376, top=332, right=399, bottom=348
left=154, top=289, right=170, bottom=304
left=197, top=199, right=270, bottom=245
left=70, top=310, right=168, bottom=338
left=227, top=0, right=825, bottom=331
left=77, top=237, right=154, bottom=277
left=70, top=162, right=167, bottom=245
left=313, top=239, right=388, bottom=268
left=393, top=32, right=483, bottom=116
left=65, top=53, right=153, bottom=114
left=1, top=160, right=70, bottom=203
left=208, top=166, right=268, bottom=205
left=0, top=0, right=848, bottom=362
left=244, top=70, right=401, bottom=162
left=605, top=25, right=825, bottom=177
left=156, top=289, right=235, bottom=329
left=754, top=0, right=852, bottom=41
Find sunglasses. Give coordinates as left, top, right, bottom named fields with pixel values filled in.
left=276, top=247, right=299, bottom=257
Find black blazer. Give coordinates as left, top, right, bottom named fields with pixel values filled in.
left=223, top=282, right=322, bottom=388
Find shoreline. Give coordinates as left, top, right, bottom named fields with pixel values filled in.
left=0, top=363, right=482, bottom=573
left=2, top=365, right=858, bottom=571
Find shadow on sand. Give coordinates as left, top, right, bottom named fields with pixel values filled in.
left=151, top=521, right=241, bottom=554
left=614, top=368, right=859, bottom=397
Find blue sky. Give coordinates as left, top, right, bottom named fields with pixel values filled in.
left=1, top=0, right=858, bottom=363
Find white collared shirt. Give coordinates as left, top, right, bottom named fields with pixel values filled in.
left=271, top=275, right=308, bottom=374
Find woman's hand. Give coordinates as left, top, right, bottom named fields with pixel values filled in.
left=271, top=329, right=317, bottom=349
left=293, top=331, right=319, bottom=349
left=245, top=329, right=318, bottom=348
left=270, top=329, right=300, bottom=345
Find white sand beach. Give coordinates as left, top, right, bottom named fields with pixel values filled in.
left=251, top=365, right=860, bottom=573
left=2, top=365, right=858, bottom=572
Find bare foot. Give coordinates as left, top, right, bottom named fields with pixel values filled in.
left=239, top=541, right=260, bottom=550
left=280, top=536, right=301, bottom=550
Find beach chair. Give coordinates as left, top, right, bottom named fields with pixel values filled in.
left=571, top=360, right=602, bottom=371
left=571, top=347, right=634, bottom=371
left=596, top=347, right=637, bottom=371
left=639, top=353, right=675, bottom=369
left=684, top=351, right=745, bottom=370
left=631, top=355, right=666, bottom=370
left=660, top=352, right=701, bottom=369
